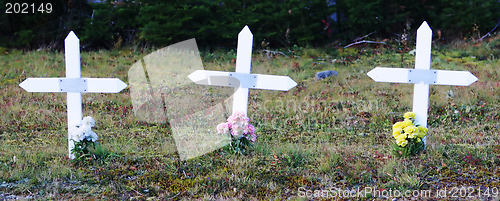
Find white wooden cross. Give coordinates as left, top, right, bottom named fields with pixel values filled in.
left=367, top=21, right=478, bottom=145
left=188, top=26, right=297, bottom=116
left=19, top=31, right=127, bottom=159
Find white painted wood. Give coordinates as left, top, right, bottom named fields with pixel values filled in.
left=235, top=26, right=253, bottom=74
left=367, top=68, right=477, bottom=86
left=413, top=21, right=432, bottom=131
left=188, top=70, right=297, bottom=90
left=366, top=21, right=479, bottom=146
left=65, top=31, right=82, bottom=159
left=233, top=26, right=253, bottom=116
left=86, top=78, right=127, bottom=92
left=187, top=26, right=297, bottom=116
left=20, top=78, right=127, bottom=93
left=435, top=70, right=478, bottom=85
left=18, top=31, right=128, bottom=159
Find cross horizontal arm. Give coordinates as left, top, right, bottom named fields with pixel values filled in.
left=188, top=70, right=297, bottom=91
left=19, top=78, right=127, bottom=93
left=367, top=67, right=478, bottom=86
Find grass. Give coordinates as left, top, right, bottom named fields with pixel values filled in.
left=1, top=35, right=500, bottom=200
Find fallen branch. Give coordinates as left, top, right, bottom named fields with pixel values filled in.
left=353, top=31, right=376, bottom=42
left=478, top=21, right=500, bottom=41
left=344, top=40, right=386, bottom=48
left=262, top=50, right=289, bottom=58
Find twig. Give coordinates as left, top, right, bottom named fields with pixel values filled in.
left=353, top=31, right=376, bottom=42
left=344, top=40, right=386, bottom=48
left=262, top=50, right=289, bottom=58
left=478, top=21, right=500, bottom=41
left=130, top=187, right=143, bottom=196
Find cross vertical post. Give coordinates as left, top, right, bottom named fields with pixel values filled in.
left=413, top=22, right=432, bottom=144
left=65, top=32, right=83, bottom=157
left=233, top=26, right=253, bottom=116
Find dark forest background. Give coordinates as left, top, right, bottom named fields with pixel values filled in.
left=1, top=0, right=499, bottom=50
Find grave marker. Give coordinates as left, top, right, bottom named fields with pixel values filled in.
left=367, top=21, right=478, bottom=145
left=188, top=26, right=297, bottom=116
left=19, top=31, right=127, bottom=159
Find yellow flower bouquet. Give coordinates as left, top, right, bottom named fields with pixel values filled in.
left=391, top=112, right=428, bottom=157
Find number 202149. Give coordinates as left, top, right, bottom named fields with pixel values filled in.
left=5, top=3, right=52, bottom=14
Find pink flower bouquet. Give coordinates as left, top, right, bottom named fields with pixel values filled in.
left=217, top=112, right=257, bottom=154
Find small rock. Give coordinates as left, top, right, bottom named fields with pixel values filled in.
left=315, top=70, right=338, bottom=80
left=0, top=182, right=11, bottom=188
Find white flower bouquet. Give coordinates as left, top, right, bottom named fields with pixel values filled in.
left=69, top=116, right=105, bottom=161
